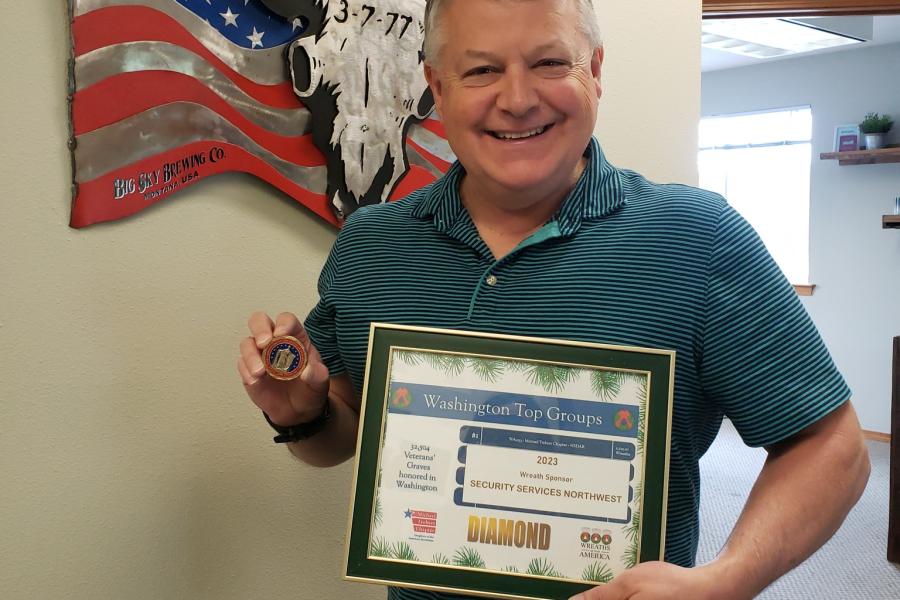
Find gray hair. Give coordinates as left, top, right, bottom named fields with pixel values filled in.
left=423, top=0, right=602, bottom=66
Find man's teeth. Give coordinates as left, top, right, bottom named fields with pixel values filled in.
left=492, top=126, right=548, bottom=140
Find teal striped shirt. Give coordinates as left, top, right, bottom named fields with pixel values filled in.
left=305, top=137, right=849, bottom=599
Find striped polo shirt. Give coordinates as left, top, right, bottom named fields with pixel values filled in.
left=304, top=137, right=849, bottom=599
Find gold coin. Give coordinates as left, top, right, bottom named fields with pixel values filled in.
left=262, top=335, right=307, bottom=381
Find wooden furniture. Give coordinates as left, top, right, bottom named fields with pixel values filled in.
left=820, top=148, right=900, bottom=166
left=884, top=216, right=900, bottom=229
left=704, top=0, right=900, bottom=17
left=889, top=336, right=900, bottom=563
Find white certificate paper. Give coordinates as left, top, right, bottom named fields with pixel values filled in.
left=368, top=349, right=650, bottom=583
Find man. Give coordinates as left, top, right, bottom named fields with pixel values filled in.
left=237, top=0, right=870, bottom=598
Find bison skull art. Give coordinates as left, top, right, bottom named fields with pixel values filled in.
left=261, top=0, right=434, bottom=219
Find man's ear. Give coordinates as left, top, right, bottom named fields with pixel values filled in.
left=424, top=64, right=444, bottom=119
left=591, top=46, right=604, bottom=98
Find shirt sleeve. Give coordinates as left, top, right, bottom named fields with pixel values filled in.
left=699, top=204, right=851, bottom=447
left=303, top=231, right=347, bottom=377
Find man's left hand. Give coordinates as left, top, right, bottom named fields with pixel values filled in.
left=569, top=561, right=729, bottom=600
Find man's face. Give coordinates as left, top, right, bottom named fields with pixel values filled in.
left=424, top=0, right=603, bottom=205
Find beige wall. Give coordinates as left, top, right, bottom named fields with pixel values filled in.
left=0, top=2, right=699, bottom=599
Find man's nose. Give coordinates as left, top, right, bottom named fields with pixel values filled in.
left=495, top=67, right=538, bottom=117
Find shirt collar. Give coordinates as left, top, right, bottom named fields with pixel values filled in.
left=412, top=137, right=626, bottom=237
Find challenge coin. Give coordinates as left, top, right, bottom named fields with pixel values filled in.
left=263, top=335, right=307, bottom=381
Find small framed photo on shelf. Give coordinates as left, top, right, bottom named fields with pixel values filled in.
left=834, top=125, right=860, bottom=152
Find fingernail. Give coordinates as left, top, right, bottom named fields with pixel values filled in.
left=568, top=595, right=584, bottom=600
left=258, top=335, right=271, bottom=347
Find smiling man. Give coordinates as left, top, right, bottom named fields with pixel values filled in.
left=238, top=1, right=870, bottom=599
left=423, top=0, right=604, bottom=261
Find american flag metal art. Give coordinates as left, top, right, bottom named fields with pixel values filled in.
left=68, top=0, right=454, bottom=228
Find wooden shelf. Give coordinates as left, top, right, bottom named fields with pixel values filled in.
left=704, top=1, right=900, bottom=19
left=820, top=147, right=900, bottom=165
left=884, top=215, right=900, bottom=229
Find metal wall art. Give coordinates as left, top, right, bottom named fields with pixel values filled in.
left=68, top=0, right=453, bottom=228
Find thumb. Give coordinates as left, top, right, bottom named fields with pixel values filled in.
left=298, top=342, right=329, bottom=391
left=570, top=585, right=608, bottom=600
left=299, top=353, right=330, bottom=393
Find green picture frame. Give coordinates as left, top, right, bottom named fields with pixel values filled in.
left=344, top=324, right=675, bottom=599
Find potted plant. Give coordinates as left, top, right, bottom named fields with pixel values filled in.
left=859, top=112, right=894, bottom=150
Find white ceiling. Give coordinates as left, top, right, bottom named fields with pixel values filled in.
left=702, top=15, right=900, bottom=72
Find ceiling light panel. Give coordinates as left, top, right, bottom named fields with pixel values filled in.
left=701, top=18, right=863, bottom=58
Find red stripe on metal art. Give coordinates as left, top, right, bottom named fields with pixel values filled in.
left=73, top=6, right=301, bottom=109
left=419, top=119, right=447, bottom=138
left=406, top=138, right=452, bottom=172
left=73, top=71, right=325, bottom=166
left=389, top=165, right=439, bottom=201
left=70, top=141, right=336, bottom=228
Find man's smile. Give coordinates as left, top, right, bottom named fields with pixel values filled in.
left=486, top=124, right=554, bottom=140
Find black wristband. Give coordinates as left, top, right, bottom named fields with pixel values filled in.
left=262, top=399, right=331, bottom=443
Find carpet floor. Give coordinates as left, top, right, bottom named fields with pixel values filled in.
left=697, top=420, right=900, bottom=599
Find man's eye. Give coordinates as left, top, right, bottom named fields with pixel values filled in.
left=464, top=66, right=497, bottom=77
left=536, top=59, right=567, bottom=68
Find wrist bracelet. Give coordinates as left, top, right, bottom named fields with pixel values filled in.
left=262, top=399, right=331, bottom=443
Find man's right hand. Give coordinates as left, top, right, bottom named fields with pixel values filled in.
left=237, top=311, right=331, bottom=426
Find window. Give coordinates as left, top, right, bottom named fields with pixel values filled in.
left=698, top=106, right=811, bottom=284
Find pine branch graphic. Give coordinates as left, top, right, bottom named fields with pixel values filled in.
left=582, top=562, right=615, bottom=583
left=591, top=370, right=625, bottom=401
left=524, top=364, right=574, bottom=393
left=392, top=542, right=418, bottom=561
left=622, top=538, right=639, bottom=570
left=466, top=357, right=506, bottom=383
left=427, top=354, right=467, bottom=377
left=432, top=553, right=451, bottom=565
left=442, top=355, right=467, bottom=376
left=525, top=557, right=562, bottom=577
left=374, top=495, right=382, bottom=527
left=622, top=488, right=642, bottom=569
left=424, top=352, right=448, bottom=371
left=395, top=350, right=424, bottom=366
left=370, top=537, right=392, bottom=558
left=631, top=375, right=648, bottom=456
left=624, top=484, right=642, bottom=544
left=632, top=373, right=649, bottom=398
left=452, top=546, right=486, bottom=568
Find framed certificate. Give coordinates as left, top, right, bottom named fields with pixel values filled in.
left=833, top=124, right=860, bottom=152
left=345, top=324, right=675, bottom=599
